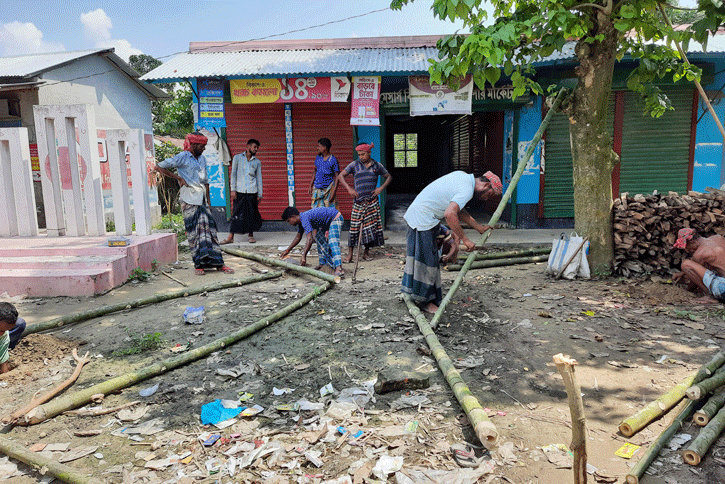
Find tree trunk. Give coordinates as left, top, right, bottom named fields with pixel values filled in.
left=569, top=17, right=621, bottom=273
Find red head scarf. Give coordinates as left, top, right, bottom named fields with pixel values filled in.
left=184, top=132, right=208, bottom=152
left=355, top=142, right=375, bottom=153
left=483, top=171, right=503, bottom=196
left=673, top=228, right=695, bottom=249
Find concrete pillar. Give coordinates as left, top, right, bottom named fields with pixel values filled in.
left=0, top=128, right=39, bottom=237
left=105, top=130, right=133, bottom=236
left=32, top=104, right=105, bottom=236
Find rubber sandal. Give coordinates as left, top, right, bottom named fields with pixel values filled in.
left=218, top=266, right=235, bottom=274
left=450, top=443, right=480, bottom=468
left=248, top=237, right=256, bottom=243
left=314, top=265, right=324, bottom=270
left=333, top=270, right=345, bottom=278
left=195, top=268, right=205, bottom=275
left=219, top=239, right=233, bottom=245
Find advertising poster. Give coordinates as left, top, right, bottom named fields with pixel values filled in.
left=29, top=143, right=40, bottom=181
left=408, top=75, right=473, bottom=116
left=230, top=77, right=349, bottom=104
left=197, top=78, right=226, bottom=128
left=350, top=76, right=380, bottom=126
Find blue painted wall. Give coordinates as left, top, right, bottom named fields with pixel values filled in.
left=515, top=98, right=543, bottom=204
left=693, top=68, right=725, bottom=192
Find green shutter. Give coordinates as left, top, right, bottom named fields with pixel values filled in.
left=619, top=88, right=693, bottom=195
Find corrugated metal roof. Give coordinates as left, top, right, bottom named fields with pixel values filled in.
left=0, top=49, right=115, bottom=79
left=141, top=47, right=441, bottom=81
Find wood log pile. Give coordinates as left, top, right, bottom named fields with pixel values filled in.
left=613, top=189, right=725, bottom=276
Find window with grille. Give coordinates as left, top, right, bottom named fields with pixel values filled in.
left=393, top=133, right=418, bottom=168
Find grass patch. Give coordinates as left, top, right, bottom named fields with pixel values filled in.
left=112, top=330, right=166, bottom=356
left=127, top=267, right=152, bottom=282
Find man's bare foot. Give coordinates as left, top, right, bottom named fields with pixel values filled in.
left=220, top=236, right=233, bottom=245
left=423, top=302, right=438, bottom=314
left=694, top=295, right=720, bottom=304
left=344, top=254, right=353, bottom=263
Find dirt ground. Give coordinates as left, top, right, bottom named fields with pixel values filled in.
left=2, top=242, right=725, bottom=484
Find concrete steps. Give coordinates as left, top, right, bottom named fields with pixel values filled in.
left=0, top=233, right=178, bottom=297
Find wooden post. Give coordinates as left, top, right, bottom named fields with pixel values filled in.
left=553, top=353, right=587, bottom=484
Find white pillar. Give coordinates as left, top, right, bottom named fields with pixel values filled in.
left=105, top=130, right=133, bottom=236
left=34, top=114, right=65, bottom=236
left=0, top=128, right=38, bottom=237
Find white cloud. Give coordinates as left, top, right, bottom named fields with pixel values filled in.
left=0, top=21, right=64, bottom=56
left=80, top=8, right=141, bottom=61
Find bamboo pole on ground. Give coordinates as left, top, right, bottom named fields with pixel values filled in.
left=694, top=388, right=725, bottom=426
left=445, top=254, right=549, bottom=271
left=221, top=247, right=340, bottom=283
left=619, top=351, right=725, bottom=436
left=23, top=272, right=283, bottom=336
left=402, top=293, right=498, bottom=449
left=0, top=435, right=103, bottom=484
left=626, top=399, right=699, bottom=484
left=553, top=353, right=587, bottom=484
left=21, top=281, right=333, bottom=425
left=429, top=87, right=568, bottom=329
left=682, top=405, right=725, bottom=465
left=686, top=364, right=725, bottom=400
left=456, top=246, right=551, bottom=260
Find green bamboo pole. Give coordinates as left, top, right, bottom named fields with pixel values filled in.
left=429, top=87, right=568, bottom=329
left=619, top=351, right=725, bottom=436
left=23, top=272, right=283, bottom=336
left=694, top=388, right=725, bottom=426
left=456, top=246, right=551, bottom=260
left=402, top=293, right=498, bottom=449
left=0, top=435, right=103, bottom=484
left=686, top=363, right=725, bottom=400
left=445, top=254, right=549, bottom=271
left=22, top=281, right=333, bottom=425
left=626, top=399, right=699, bottom=484
left=682, top=405, right=725, bottom=465
left=222, top=247, right=340, bottom=283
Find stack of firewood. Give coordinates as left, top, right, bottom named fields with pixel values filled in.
left=613, top=189, right=725, bottom=276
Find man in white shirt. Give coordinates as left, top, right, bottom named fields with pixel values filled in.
left=401, top=170, right=502, bottom=313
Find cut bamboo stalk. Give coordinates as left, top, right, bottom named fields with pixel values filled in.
left=694, top=388, right=725, bottom=426
left=23, top=271, right=282, bottom=336
left=682, top=405, right=725, bottom=465
left=445, top=254, right=549, bottom=271
left=619, top=351, right=725, bottom=437
left=429, top=87, right=568, bottom=329
left=0, top=434, right=103, bottom=484
left=161, top=270, right=188, bottom=287
left=402, top=293, right=498, bottom=449
left=456, top=246, right=551, bottom=260
left=686, top=364, right=725, bottom=400
left=63, top=400, right=140, bottom=417
left=221, top=247, right=340, bottom=283
left=626, top=399, right=699, bottom=484
left=553, top=353, right=587, bottom=484
left=21, top=281, right=333, bottom=425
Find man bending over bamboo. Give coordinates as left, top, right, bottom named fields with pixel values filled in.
left=673, top=228, right=725, bottom=304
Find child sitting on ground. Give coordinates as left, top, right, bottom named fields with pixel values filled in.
left=0, top=302, right=26, bottom=374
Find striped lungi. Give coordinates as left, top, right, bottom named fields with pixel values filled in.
left=181, top=202, right=225, bottom=270
left=315, top=216, right=343, bottom=269
left=311, top=184, right=337, bottom=208
left=401, top=223, right=443, bottom=306
left=348, top=198, right=385, bottom=248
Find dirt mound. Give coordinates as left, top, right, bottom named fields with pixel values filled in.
left=1, top=333, right=79, bottom=384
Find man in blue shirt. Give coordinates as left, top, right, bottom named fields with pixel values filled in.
left=309, top=138, right=340, bottom=208
left=0, top=302, right=26, bottom=374
left=155, top=132, right=234, bottom=276
left=280, top=206, right=344, bottom=277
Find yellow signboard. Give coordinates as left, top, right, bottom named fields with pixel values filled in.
left=230, top=79, right=282, bottom=104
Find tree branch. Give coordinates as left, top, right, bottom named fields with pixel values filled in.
left=573, top=3, right=609, bottom=14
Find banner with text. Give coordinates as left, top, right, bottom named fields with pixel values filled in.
left=197, top=78, right=226, bottom=128
left=230, top=77, right=350, bottom=104
left=350, top=76, right=380, bottom=126
left=408, top=75, right=473, bottom=116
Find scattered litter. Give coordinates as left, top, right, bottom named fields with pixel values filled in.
left=668, top=433, right=692, bottom=450
left=326, top=401, right=358, bottom=419
left=389, top=394, right=432, bottom=410
left=139, top=383, right=159, bottom=397
left=183, top=306, right=205, bottom=325
left=320, top=382, right=336, bottom=397
left=607, top=361, right=638, bottom=369
left=58, top=445, right=99, bottom=463
left=305, top=450, right=324, bottom=467
left=395, top=463, right=495, bottom=484
left=272, top=387, right=295, bottom=395
left=497, top=441, right=518, bottom=465
left=297, top=400, right=325, bottom=411
left=294, top=363, right=311, bottom=371
left=589, top=352, right=610, bottom=358
left=404, top=420, right=419, bottom=434
left=614, top=442, right=641, bottom=459
left=337, top=385, right=375, bottom=407
left=541, top=443, right=572, bottom=468
left=0, top=456, right=21, bottom=479
left=511, top=319, right=532, bottom=331
left=238, top=392, right=254, bottom=402
left=118, top=406, right=148, bottom=422
left=213, top=418, right=238, bottom=430
left=241, top=404, right=264, bottom=417
left=202, top=434, right=221, bottom=447
left=656, top=354, right=669, bottom=364
left=454, top=356, right=486, bottom=369
left=372, top=455, right=403, bottom=480
left=538, top=294, right=565, bottom=300
left=217, top=362, right=260, bottom=378
left=93, top=453, right=104, bottom=459
left=200, top=399, right=245, bottom=425
left=450, top=443, right=483, bottom=468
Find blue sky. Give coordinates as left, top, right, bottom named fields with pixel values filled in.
left=0, top=1, right=467, bottom=62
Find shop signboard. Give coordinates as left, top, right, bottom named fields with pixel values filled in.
left=230, top=77, right=349, bottom=104
left=350, top=76, right=380, bottom=126
left=197, top=78, right=226, bottom=128
left=408, top=75, right=473, bottom=116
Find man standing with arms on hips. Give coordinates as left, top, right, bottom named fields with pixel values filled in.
left=401, top=170, right=502, bottom=313
left=309, top=138, right=339, bottom=208
left=221, top=139, right=263, bottom=244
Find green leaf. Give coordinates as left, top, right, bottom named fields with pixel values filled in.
left=484, top=66, right=501, bottom=86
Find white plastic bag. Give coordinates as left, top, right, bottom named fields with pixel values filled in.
left=546, top=233, right=590, bottom=279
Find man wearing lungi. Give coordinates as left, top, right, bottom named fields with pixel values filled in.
left=155, top=132, right=234, bottom=276
left=309, top=138, right=340, bottom=208
left=280, top=206, right=345, bottom=278
left=401, top=170, right=502, bottom=313
left=338, top=141, right=392, bottom=262
left=221, top=139, right=263, bottom=244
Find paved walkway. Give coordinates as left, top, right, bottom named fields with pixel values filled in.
left=217, top=228, right=565, bottom=249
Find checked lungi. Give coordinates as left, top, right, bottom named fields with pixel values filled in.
left=181, top=202, right=225, bottom=270
left=401, top=223, right=443, bottom=306
left=315, top=216, right=343, bottom=268
left=311, top=183, right=337, bottom=208
left=348, top=198, right=385, bottom=248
